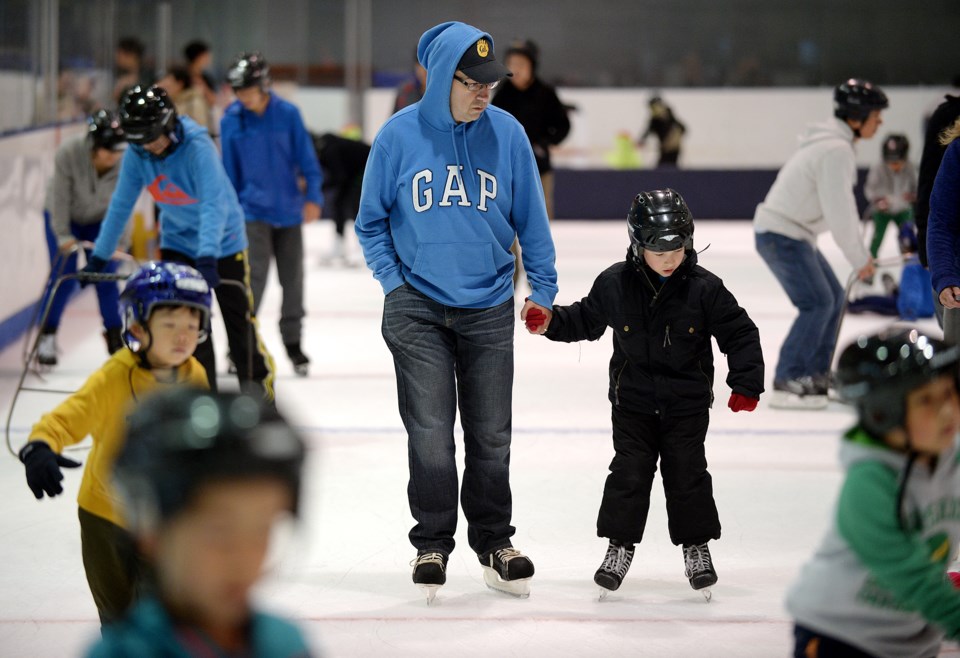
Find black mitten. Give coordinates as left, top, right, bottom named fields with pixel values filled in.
left=19, top=441, right=82, bottom=499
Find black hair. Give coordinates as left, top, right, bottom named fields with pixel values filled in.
left=183, top=40, right=210, bottom=64
left=117, top=37, right=145, bottom=59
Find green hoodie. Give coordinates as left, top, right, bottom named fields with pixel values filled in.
left=786, top=428, right=960, bottom=657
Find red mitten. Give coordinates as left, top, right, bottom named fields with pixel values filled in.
left=949, top=571, right=960, bottom=589
left=525, top=307, right=546, bottom=332
left=728, top=393, right=758, bottom=412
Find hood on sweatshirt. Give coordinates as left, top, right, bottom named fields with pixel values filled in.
left=416, top=21, right=496, bottom=132
left=797, top=117, right=856, bottom=149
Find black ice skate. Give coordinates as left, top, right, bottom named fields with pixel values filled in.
left=683, top=542, right=718, bottom=602
left=480, top=547, right=534, bottom=598
left=770, top=377, right=828, bottom=410
left=284, top=342, right=310, bottom=377
left=411, top=551, right=447, bottom=604
left=594, top=539, right=635, bottom=599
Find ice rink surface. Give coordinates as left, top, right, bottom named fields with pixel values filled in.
left=0, top=219, right=956, bottom=657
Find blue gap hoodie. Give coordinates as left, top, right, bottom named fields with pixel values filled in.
left=355, top=21, right=558, bottom=309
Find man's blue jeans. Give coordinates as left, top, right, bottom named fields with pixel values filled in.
left=382, top=283, right=516, bottom=558
left=755, top=232, right=844, bottom=382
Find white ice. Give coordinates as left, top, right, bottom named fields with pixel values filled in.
left=0, top=220, right=955, bottom=657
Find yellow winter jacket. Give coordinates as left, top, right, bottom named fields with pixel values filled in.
left=30, top=348, right=208, bottom=527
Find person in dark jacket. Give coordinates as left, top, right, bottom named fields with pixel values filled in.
left=529, top=189, right=763, bottom=599
left=491, top=40, right=570, bottom=218
left=638, top=96, right=686, bottom=167
left=916, top=90, right=960, bottom=269
left=312, top=131, right=371, bottom=265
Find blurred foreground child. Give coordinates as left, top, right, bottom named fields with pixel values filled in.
left=89, top=388, right=311, bottom=657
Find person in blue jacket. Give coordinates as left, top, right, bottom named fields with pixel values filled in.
left=929, top=118, right=960, bottom=344
left=84, top=85, right=276, bottom=401
left=222, top=52, right=323, bottom=376
left=355, top=21, right=558, bottom=602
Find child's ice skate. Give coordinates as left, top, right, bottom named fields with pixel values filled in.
left=594, top=539, right=635, bottom=600
left=411, top=551, right=447, bottom=605
left=480, top=547, right=534, bottom=598
left=683, top=542, right=718, bottom=602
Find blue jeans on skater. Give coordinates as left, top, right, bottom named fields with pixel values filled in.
left=381, top=283, right=516, bottom=558
left=755, top=231, right=844, bottom=382
left=40, top=213, right=121, bottom=332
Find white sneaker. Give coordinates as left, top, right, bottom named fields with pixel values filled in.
left=37, top=333, right=57, bottom=366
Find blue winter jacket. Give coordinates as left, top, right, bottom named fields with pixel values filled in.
left=927, top=138, right=960, bottom=295
left=355, top=21, right=558, bottom=309
left=93, top=116, right=247, bottom=261
left=87, top=597, right=312, bottom=657
left=221, top=93, right=324, bottom=227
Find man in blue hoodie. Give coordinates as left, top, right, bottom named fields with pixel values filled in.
left=356, top=21, right=558, bottom=602
left=85, top=85, right=276, bottom=402
left=222, top=52, right=323, bottom=376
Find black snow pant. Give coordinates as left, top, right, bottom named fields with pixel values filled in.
left=597, top=406, right=720, bottom=546
left=160, top=249, right=276, bottom=401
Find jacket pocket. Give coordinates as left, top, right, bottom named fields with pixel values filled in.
left=412, top=242, right=495, bottom=283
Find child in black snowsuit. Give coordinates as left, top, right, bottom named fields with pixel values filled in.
left=530, top=189, right=764, bottom=598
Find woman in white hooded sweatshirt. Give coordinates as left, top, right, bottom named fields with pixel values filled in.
left=755, top=78, right=887, bottom=410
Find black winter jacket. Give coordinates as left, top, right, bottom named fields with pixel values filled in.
left=545, top=249, right=764, bottom=417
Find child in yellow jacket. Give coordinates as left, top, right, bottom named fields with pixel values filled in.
left=18, top=261, right=211, bottom=625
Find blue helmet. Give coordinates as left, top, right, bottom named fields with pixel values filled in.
left=120, top=261, right=212, bottom=351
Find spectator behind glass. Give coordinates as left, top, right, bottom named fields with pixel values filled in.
left=638, top=95, right=686, bottom=168
left=112, top=36, right=148, bottom=103
left=156, top=66, right=215, bottom=136
left=491, top=39, right=570, bottom=218
left=393, top=51, right=427, bottom=113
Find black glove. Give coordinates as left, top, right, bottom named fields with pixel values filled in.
left=19, top=441, right=82, bottom=500
left=79, top=255, right=109, bottom=288
left=195, top=256, right=221, bottom=288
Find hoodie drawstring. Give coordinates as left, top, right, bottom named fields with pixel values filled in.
left=449, top=124, right=478, bottom=201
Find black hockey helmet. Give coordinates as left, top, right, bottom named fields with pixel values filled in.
left=118, top=84, right=178, bottom=145
left=882, top=133, right=910, bottom=162
left=227, top=52, right=270, bottom=91
left=87, top=109, right=127, bottom=152
left=114, top=388, right=306, bottom=533
left=834, top=78, right=888, bottom=122
left=835, top=328, right=960, bottom=440
left=627, top=188, right=694, bottom=257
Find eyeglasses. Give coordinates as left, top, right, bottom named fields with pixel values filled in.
left=453, top=73, right=500, bottom=92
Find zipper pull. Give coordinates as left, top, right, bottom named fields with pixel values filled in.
left=664, top=324, right=671, bottom=347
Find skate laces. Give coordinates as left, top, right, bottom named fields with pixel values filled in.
left=683, top=543, right=712, bottom=574
left=411, top=552, right=446, bottom=569
left=601, top=543, right=634, bottom=577
left=492, top=547, right=524, bottom=565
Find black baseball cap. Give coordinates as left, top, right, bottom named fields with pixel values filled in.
left=457, top=38, right=512, bottom=84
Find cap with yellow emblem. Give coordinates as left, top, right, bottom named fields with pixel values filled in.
left=456, top=37, right=512, bottom=84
